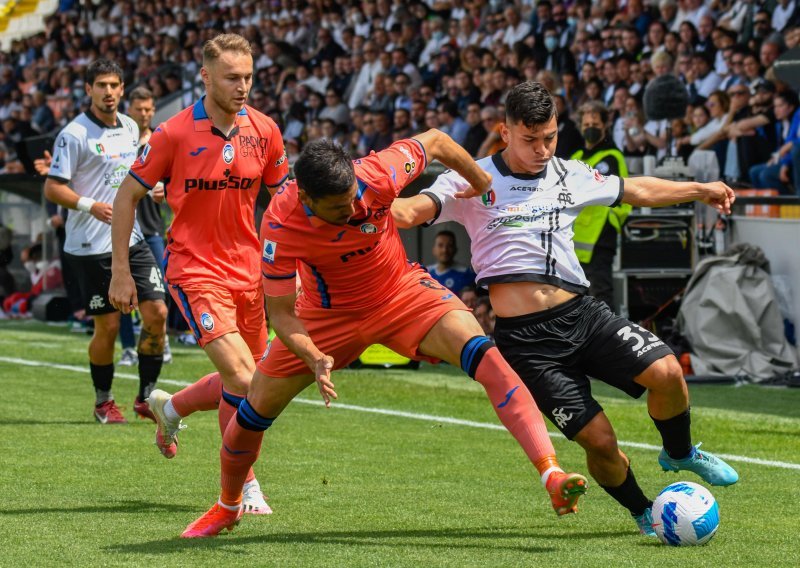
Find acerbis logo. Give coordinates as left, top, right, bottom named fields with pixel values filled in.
left=223, top=143, right=235, bottom=163
left=200, top=312, right=214, bottom=331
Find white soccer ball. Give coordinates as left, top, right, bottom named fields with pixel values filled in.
left=651, top=481, right=720, bottom=546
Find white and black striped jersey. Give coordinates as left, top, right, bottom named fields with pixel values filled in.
left=421, top=153, right=623, bottom=293
left=48, top=111, right=143, bottom=256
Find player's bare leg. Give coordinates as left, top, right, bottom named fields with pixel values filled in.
left=90, top=312, right=127, bottom=424
left=182, top=370, right=314, bottom=538
left=132, top=299, right=167, bottom=422
left=635, top=356, right=738, bottom=486
left=574, top=413, right=654, bottom=534
left=418, top=309, right=588, bottom=515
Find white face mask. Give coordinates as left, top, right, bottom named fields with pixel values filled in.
left=24, top=261, right=36, bottom=274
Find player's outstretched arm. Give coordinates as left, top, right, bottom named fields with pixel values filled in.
left=108, top=175, right=150, bottom=314
left=412, top=129, right=492, bottom=198
left=392, top=194, right=438, bottom=228
left=623, top=177, right=735, bottom=214
left=267, top=293, right=337, bottom=407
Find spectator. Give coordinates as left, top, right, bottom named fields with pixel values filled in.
left=437, top=100, right=469, bottom=146
left=426, top=230, right=475, bottom=296
left=364, top=110, right=393, bottom=153
left=749, top=90, right=800, bottom=194
left=2, top=242, right=62, bottom=318
left=553, top=94, right=583, bottom=159
left=392, top=108, right=413, bottom=141
left=473, top=297, right=495, bottom=339
left=462, top=103, right=487, bottom=157
left=319, top=87, right=350, bottom=126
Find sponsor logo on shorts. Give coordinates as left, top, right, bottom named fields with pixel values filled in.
left=200, top=312, right=214, bottom=331
left=552, top=407, right=573, bottom=429
left=223, top=143, right=235, bottom=164
left=360, top=223, right=377, bottom=234
left=263, top=239, right=277, bottom=264
left=616, top=324, right=664, bottom=357
left=89, top=295, right=105, bottom=310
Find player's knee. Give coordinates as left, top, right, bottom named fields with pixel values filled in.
left=577, top=427, right=619, bottom=461
left=141, top=301, right=167, bottom=328
left=646, top=356, right=686, bottom=395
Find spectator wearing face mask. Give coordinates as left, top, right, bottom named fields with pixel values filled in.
left=571, top=101, right=631, bottom=309
left=541, top=24, right=577, bottom=75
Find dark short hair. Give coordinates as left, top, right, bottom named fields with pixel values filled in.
left=435, top=230, right=456, bottom=243
left=85, top=59, right=124, bottom=86
left=294, top=139, right=355, bottom=200
left=577, top=100, right=609, bottom=125
left=505, top=81, right=556, bottom=128
left=128, top=86, right=154, bottom=103
left=777, top=89, right=800, bottom=109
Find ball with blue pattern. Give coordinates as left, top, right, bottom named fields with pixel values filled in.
left=651, top=481, right=720, bottom=546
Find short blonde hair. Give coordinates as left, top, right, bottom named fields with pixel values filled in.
left=203, top=33, right=252, bottom=65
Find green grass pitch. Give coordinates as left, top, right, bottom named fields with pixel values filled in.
left=0, top=320, right=798, bottom=567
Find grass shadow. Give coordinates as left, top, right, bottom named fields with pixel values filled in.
left=0, top=419, right=92, bottom=426
left=0, top=500, right=196, bottom=515
left=106, top=527, right=632, bottom=555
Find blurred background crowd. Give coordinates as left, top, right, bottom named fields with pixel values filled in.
left=1, top=0, right=800, bottom=194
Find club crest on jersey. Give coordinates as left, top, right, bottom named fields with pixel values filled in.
left=95, top=143, right=106, bottom=155
left=482, top=189, right=496, bottom=207
left=360, top=223, right=378, bottom=234
left=404, top=160, right=416, bottom=174
left=263, top=239, right=277, bottom=264
left=200, top=312, right=214, bottom=331
left=223, top=143, right=235, bottom=164
left=139, top=143, right=151, bottom=164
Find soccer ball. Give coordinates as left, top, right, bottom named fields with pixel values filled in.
left=651, top=481, right=720, bottom=546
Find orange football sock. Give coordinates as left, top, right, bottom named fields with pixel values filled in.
left=219, top=390, right=256, bottom=484
left=468, top=341, right=558, bottom=477
left=219, top=399, right=272, bottom=507
left=171, top=372, right=221, bottom=417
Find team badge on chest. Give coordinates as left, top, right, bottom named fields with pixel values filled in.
left=223, top=143, right=235, bottom=164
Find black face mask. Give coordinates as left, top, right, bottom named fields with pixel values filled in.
left=583, top=126, right=603, bottom=145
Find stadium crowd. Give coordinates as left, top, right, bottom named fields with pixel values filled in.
left=0, top=0, right=799, bottom=193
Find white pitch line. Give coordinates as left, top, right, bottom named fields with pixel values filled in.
left=2, top=355, right=799, bottom=471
